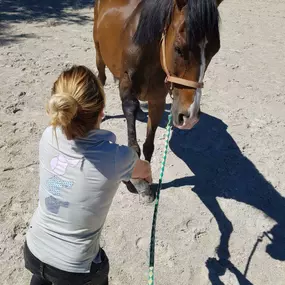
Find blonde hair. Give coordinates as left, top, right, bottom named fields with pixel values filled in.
left=47, top=65, right=105, bottom=139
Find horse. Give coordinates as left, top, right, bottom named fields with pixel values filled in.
left=93, top=0, right=223, bottom=202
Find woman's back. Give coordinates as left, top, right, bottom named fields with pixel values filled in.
left=24, top=65, right=152, bottom=285
left=27, top=126, right=137, bottom=273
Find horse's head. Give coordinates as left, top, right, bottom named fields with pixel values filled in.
left=161, top=0, right=221, bottom=129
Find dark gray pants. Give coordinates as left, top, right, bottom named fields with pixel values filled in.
left=24, top=242, right=109, bottom=285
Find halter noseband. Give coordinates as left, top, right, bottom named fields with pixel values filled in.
left=161, top=33, right=204, bottom=93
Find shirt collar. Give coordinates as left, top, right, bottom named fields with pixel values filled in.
left=84, top=129, right=116, bottom=143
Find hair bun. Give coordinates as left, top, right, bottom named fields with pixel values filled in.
left=47, top=93, right=79, bottom=127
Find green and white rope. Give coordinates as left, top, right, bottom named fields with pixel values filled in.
left=148, top=113, right=172, bottom=285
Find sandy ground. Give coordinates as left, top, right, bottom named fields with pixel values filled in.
left=1, top=0, right=285, bottom=284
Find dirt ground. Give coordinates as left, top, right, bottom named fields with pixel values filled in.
left=1, top=0, right=285, bottom=284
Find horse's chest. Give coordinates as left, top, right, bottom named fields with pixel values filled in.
left=137, top=66, right=165, bottom=101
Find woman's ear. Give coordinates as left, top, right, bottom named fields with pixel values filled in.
left=100, top=108, right=105, bottom=120
left=96, top=108, right=105, bottom=127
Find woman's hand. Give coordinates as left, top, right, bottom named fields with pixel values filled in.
left=131, top=159, right=152, bottom=184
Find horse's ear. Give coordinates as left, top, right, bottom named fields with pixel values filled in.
left=176, top=0, right=187, bottom=10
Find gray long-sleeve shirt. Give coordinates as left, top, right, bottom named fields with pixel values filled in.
left=26, top=126, right=137, bottom=273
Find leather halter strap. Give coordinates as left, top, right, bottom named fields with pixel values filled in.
left=161, top=34, right=204, bottom=89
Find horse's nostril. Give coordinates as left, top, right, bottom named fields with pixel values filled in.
left=178, top=114, right=185, bottom=125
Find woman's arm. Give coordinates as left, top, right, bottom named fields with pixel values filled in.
left=131, top=159, right=152, bottom=184
left=114, top=145, right=152, bottom=183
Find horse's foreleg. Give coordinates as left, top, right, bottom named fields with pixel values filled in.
left=95, top=42, right=106, bottom=86
left=143, top=98, right=166, bottom=162
left=131, top=97, right=166, bottom=203
left=119, top=72, right=141, bottom=157
left=120, top=72, right=150, bottom=199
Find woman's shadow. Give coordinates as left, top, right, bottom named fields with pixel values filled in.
left=161, top=113, right=285, bottom=284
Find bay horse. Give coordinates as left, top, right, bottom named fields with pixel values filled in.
left=93, top=0, right=223, bottom=201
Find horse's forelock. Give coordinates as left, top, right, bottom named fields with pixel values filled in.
left=186, top=0, right=220, bottom=50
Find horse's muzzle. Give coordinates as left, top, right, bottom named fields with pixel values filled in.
left=174, top=115, right=200, bottom=130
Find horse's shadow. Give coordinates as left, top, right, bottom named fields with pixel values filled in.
left=159, top=113, right=285, bottom=284
left=105, top=107, right=285, bottom=283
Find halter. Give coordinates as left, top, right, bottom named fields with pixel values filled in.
left=161, top=33, right=204, bottom=94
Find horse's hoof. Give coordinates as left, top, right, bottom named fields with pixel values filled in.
left=130, top=179, right=155, bottom=204
left=139, top=193, right=155, bottom=204
left=123, top=180, right=138, bottom=194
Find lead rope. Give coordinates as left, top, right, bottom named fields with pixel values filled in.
left=148, top=113, right=173, bottom=285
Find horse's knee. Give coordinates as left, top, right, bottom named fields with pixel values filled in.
left=122, top=98, right=140, bottom=110
left=122, top=98, right=139, bottom=115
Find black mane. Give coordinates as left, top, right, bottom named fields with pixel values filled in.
left=133, top=0, right=220, bottom=49
left=133, top=0, right=172, bottom=45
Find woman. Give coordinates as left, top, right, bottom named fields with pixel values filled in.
left=24, top=65, right=152, bottom=285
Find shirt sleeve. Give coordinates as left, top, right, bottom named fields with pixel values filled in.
left=115, top=145, right=138, bottom=181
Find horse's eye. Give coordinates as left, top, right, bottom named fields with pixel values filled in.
left=174, top=46, right=183, bottom=57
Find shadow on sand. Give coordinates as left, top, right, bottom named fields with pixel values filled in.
left=105, top=106, right=284, bottom=284
left=0, top=0, right=93, bottom=45
left=158, top=113, right=285, bottom=284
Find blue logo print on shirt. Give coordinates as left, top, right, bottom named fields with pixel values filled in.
left=45, top=196, right=69, bottom=214
left=45, top=176, right=74, bottom=214
left=45, top=154, right=80, bottom=214
left=46, top=176, right=74, bottom=196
